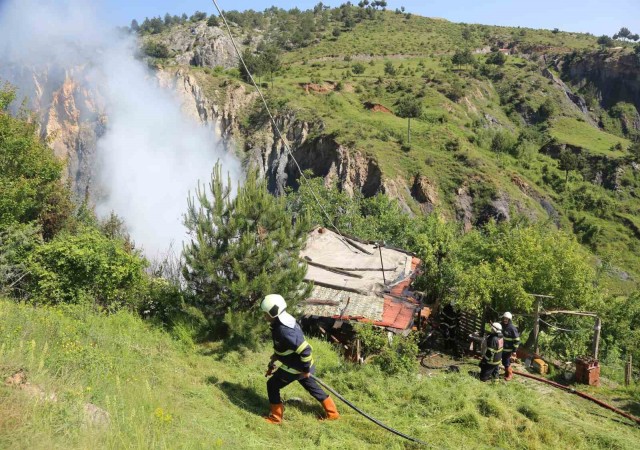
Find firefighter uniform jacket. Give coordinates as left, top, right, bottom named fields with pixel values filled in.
left=481, top=332, right=504, bottom=365
left=271, top=315, right=314, bottom=375
left=502, top=321, right=520, bottom=353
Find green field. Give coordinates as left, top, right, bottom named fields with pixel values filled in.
left=550, top=117, right=630, bottom=156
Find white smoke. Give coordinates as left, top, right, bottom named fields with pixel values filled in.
left=0, top=0, right=240, bottom=259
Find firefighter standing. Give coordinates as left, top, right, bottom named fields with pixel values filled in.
left=440, top=303, right=460, bottom=356
left=479, top=322, right=503, bottom=382
left=501, top=312, right=520, bottom=381
left=261, top=294, right=340, bottom=424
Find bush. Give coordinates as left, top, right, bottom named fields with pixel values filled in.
left=142, top=41, right=171, bottom=58
left=490, top=130, right=517, bottom=155
left=0, top=222, right=42, bottom=298
left=0, top=86, right=73, bottom=238
left=486, top=51, right=506, bottom=66
left=351, top=62, right=366, bottom=74
left=355, top=323, right=419, bottom=375
left=25, top=227, right=146, bottom=308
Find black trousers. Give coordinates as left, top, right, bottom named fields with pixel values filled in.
left=479, top=360, right=500, bottom=381
left=267, top=367, right=328, bottom=404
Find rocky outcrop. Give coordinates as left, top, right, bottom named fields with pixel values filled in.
left=149, top=23, right=241, bottom=69
left=455, top=184, right=474, bottom=232
left=560, top=51, right=640, bottom=112
left=155, top=69, right=385, bottom=197
left=24, top=67, right=104, bottom=196
left=411, top=174, right=439, bottom=213
left=542, top=67, right=594, bottom=124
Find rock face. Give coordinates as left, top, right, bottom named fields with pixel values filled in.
left=542, top=67, right=594, bottom=125
left=561, top=51, right=640, bottom=112
left=157, top=69, right=385, bottom=198
left=411, top=174, right=439, bottom=213
left=9, top=66, right=105, bottom=196
left=151, top=23, right=240, bottom=69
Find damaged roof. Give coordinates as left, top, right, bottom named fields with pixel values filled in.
left=298, top=227, right=421, bottom=332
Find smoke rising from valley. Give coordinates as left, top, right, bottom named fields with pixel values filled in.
left=0, top=0, right=240, bottom=259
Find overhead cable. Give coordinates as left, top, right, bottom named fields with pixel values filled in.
left=208, top=0, right=358, bottom=253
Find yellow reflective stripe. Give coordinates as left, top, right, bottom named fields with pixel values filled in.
left=279, top=364, right=301, bottom=374
left=274, top=349, right=294, bottom=356
left=300, top=355, right=313, bottom=362
left=486, top=359, right=501, bottom=365
left=503, top=337, right=516, bottom=341
left=280, top=359, right=314, bottom=374
left=295, top=341, right=310, bottom=354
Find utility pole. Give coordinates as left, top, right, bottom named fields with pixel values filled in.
left=533, top=297, right=541, bottom=355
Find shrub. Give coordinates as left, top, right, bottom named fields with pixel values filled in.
left=351, top=62, right=366, bottom=74
left=0, top=86, right=73, bottom=238
left=25, top=227, right=146, bottom=308
left=490, top=130, right=517, bottom=154
left=355, top=323, right=419, bottom=375
left=486, top=51, right=506, bottom=66
left=142, top=41, right=171, bottom=58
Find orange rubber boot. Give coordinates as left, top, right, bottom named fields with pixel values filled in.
left=321, top=397, right=340, bottom=420
left=264, top=403, right=284, bottom=424
left=505, top=366, right=513, bottom=381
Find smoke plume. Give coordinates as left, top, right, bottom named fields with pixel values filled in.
left=0, top=0, right=240, bottom=259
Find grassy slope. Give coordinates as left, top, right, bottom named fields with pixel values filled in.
left=1, top=300, right=639, bottom=449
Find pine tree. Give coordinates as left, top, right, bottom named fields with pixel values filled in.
left=182, top=164, right=311, bottom=322
left=396, top=96, right=423, bottom=146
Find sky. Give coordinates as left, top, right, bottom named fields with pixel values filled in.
left=96, top=0, right=640, bottom=37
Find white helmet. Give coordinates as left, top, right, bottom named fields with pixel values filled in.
left=261, top=294, right=287, bottom=318
left=491, top=322, right=502, bottom=332
left=502, top=312, right=513, bottom=320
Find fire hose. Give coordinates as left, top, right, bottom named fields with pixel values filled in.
left=311, top=374, right=429, bottom=446
left=513, top=370, right=640, bottom=426
left=266, top=362, right=428, bottom=445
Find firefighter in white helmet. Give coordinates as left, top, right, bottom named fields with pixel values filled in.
left=501, top=312, right=520, bottom=381
left=260, top=294, right=339, bottom=424
left=479, top=322, right=503, bottom=381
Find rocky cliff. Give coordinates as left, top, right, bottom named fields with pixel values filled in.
left=3, top=66, right=105, bottom=196
left=150, top=22, right=242, bottom=69
left=560, top=50, right=640, bottom=114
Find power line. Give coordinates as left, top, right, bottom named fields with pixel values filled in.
left=538, top=317, right=581, bottom=333
left=208, top=0, right=359, bottom=254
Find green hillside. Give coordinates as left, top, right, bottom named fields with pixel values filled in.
left=143, top=8, right=640, bottom=294
left=2, top=300, right=639, bottom=449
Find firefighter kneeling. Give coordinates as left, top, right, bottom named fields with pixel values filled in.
left=261, top=294, right=340, bottom=424
left=479, top=322, right=503, bottom=382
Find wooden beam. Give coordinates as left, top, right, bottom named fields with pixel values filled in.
left=543, top=310, right=598, bottom=317
left=303, top=258, right=363, bottom=278
left=342, top=237, right=374, bottom=255
left=304, top=279, right=369, bottom=295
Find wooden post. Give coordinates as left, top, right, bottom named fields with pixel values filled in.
left=592, top=316, right=601, bottom=360
left=533, top=298, right=541, bottom=355
left=625, top=355, right=632, bottom=386
left=356, top=338, right=362, bottom=365
left=377, top=243, right=386, bottom=285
